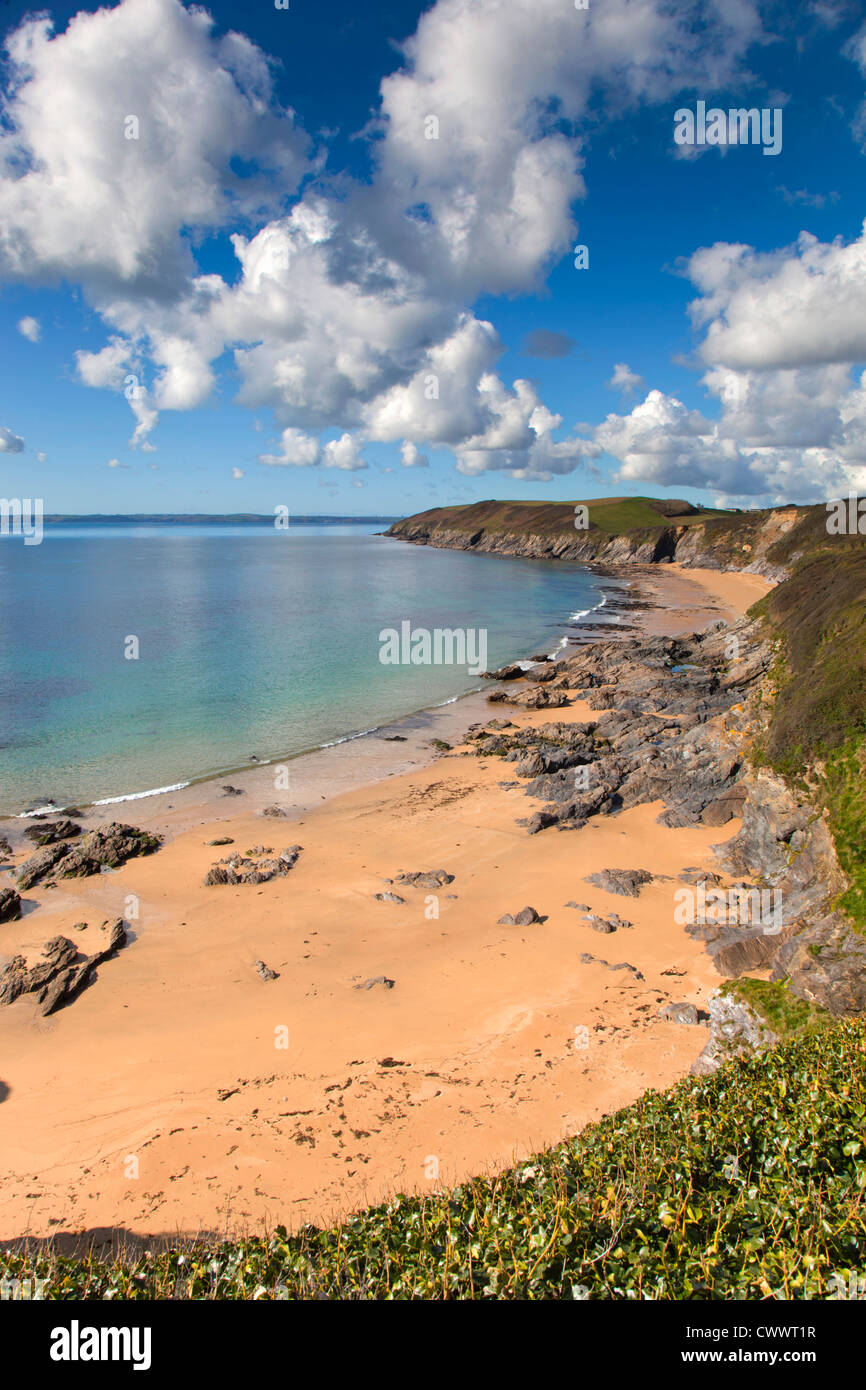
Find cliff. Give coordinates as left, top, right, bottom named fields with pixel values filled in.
left=385, top=495, right=813, bottom=581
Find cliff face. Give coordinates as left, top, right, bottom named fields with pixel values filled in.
left=386, top=499, right=805, bottom=580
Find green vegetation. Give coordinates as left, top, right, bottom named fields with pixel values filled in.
left=721, top=977, right=831, bottom=1037
left=747, top=517, right=866, bottom=932
left=390, top=496, right=731, bottom=544
left=4, top=1020, right=864, bottom=1300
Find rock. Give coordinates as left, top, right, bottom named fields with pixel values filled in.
left=375, top=892, right=406, bottom=904
left=204, top=843, right=302, bottom=886
left=255, top=960, right=278, bottom=981
left=23, top=818, right=81, bottom=846
left=690, top=990, right=778, bottom=1075
left=262, top=805, right=291, bottom=818
left=0, top=955, right=28, bottom=1004
left=584, top=868, right=652, bottom=898
left=73, top=921, right=87, bottom=931
left=678, top=868, right=722, bottom=885
left=354, top=976, right=395, bottom=990
left=395, top=869, right=454, bottom=890
left=498, top=906, right=541, bottom=926
left=222, top=785, right=245, bottom=796
left=0, top=887, right=22, bottom=923
left=16, top=841, right=72, bottom=890
left=0, top=836, right=13, bottom=858
left=204, top=866, right=235, bottom=886
left=481, top=663, right=526, bottom=681
left=382, top=735, right=407, bottom=742
left=208, top=837, right=234, bottom=846
left=585, top=914, right=615, bottom=934
left=565, top=901, right=591, bottom=911
left=0, top=920, right=126, bottom=1016
left=57, top=824, right=162, bottom=879
left=660, top=1002, right=700, bottom=1025
left=608, top=961, right=645, bottom=980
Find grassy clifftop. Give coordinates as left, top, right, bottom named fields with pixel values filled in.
left=385, top=496, right=809, bottom=572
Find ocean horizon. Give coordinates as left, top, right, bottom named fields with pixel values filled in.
left=0, top=521, right=612, bottom=817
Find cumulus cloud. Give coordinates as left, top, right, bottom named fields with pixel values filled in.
left=17, top=315, right=40, bottom=342
left=232, top=467, right=244, bottom=479
left=0, top=0, right=766, bottom=469
left=686, top=224, right=866, bottom=371
left=0, top=426, right=25, bottom=453
left=587, top=220, right=866, bottom=502
left=400, top=441, right=429, bottom=467
left=607, top=362, right=645, bottom=395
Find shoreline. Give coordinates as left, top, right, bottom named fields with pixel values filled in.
left=0, top=561, right=774, bottom=1246
left=1, top=563, right=764, bottom=848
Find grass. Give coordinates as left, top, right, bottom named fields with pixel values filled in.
left=721, top=977, right=831, bottom=1037
left=3, top=1020, right=864, bottom=1300
left=389, top=496, right=732, bottom=543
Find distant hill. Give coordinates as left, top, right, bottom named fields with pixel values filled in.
left=43, top=514, right=399, bottom=524
left=385, top=496, right=810, bottom=577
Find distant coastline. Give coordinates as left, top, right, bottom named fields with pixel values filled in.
left=41, top=514, right=403, bottom=525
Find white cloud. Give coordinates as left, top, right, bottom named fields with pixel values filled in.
left=607, top=362, right=645, bottom=395
left=259, top=427, right=323, bottom=467
left=0, top=0, right=766, bottom=471
left=36, top=451, right=46, bottom=462
left=323, top=433, right=368, bottom=471
left=232, top=466, right=244, bottom=479
left=400, top=441, right=429, bottom=468
left=0, top=426, right=25, bottom=453
left=17, top=315, right=40, bottom=342
left=0, top=0, right=309, bottom=293
left=686, top=225, right=866, bottom=371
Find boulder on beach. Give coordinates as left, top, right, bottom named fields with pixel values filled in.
left=23, top=818, right=81, bottom=846
left=498, top=906, right=541, bottom=926
left=395, top=869, right=454, bottom=890
left=584, top=868, right=653, bottom=898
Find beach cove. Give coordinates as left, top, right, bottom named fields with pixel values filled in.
left=0, top=562, right=771, bottom=1246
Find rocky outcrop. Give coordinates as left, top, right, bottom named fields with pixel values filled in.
left=204, top=845, right=302, bottom=886
left=0, top=919, right=127, bottom=1015
left=690, top=991, right=779, bottom=1076
left=466, top=614, right=864, bottom=1019
left=16, top=823, right=161, bottom=889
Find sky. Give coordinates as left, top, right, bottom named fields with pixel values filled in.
left=1, top=0, right=866, bottom=516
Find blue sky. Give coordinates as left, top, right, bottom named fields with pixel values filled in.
left=1, top=0, right=866, bottom=515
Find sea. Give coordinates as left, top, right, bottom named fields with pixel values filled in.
left=0, top=520, right=615, bottom=817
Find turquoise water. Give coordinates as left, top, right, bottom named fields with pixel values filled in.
left=0, top=523, right=609, bottom=815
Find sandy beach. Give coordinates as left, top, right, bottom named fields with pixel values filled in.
left=0, top=563, right=773, bottom=1247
